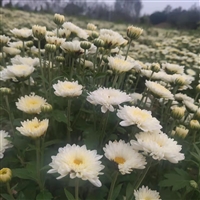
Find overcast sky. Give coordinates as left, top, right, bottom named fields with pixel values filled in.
left=141, top=0, right=199, bottom=14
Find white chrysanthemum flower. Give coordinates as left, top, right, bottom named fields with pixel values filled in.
left=60, top=41, right=83, bottom=54
left=11, top=55, right=39, bottom=67
left=0, top=68, right=16, bottom=82
left=3, top=46, right=21, bottom=56
left=87, top=87, right=131, bottom=113
left=108, top=55, right=133, bottom=73
left=130, top=93, right=151, bottom=106
left=48, top=144, right=104, bottom=187
left=0, top=130, right=13, bottom=159
left=131, top=131, right=185, bottom=163
left=53, top=80, right=83, bottom=97
left=183, top=100, right=198, bottom=113
left=63, top=22, right=88, bottom=40
left=16, top=117, right=49, bottom=138
left=134, top=186, right=161, bottom=200
left=103, top=140, right=146, bottom=174
left=0, top=35, right=10, bottom=46
left=16, top=93, right=47, bottom=114
left=175, top=93, right=194, bottom=103
left=87, top=23, right=97, bottom=31
left=171, top=74, right=194, bottom=89
left=7, top=64, right=34, bottom=78
left=162, top=63, right=184, bottom=74
left=145, top=80, right=174, bottom=100
left=8, top=41, right=23, bottom=49
left=99, top=29, right=126, bottom=48
left=10, top=28, right=32, bottom=39
left=117, top=106, right=162, bottom=132
left=45, top=36, right=65, bottom=47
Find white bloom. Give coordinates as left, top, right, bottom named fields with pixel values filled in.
left=183, top=100, right=198, bottom=113
left=108, top=55, right=133, bottom=73
left=131, top=131, right=185, bottom=163
left=3, top=47, right=21, bottom=56
left=162, top=63, right=184, bottom=74
left=0, top=68, right=15, bottom=82
left=0, top=130, right=13, bottom=159
left=7, top=64, right=34, bottom=78
left=60, top=41, right=83, bottom=54
left=10, top=28, right=32, bottom=39
left=103, top=140, right=146, bottom=174
left=11, top=55, right=39, bottom=67
left=130, top=92, right=151, bottom=106
left=145, top=80, right=174, bottom=100
left=48, top=144, right=104, bottom=187
left=0, top=35, right=10, bottom=46
left=117, top=106, right=162, bottom=132
left=175, top=93, right=194, bottom=103
left=87, top=87, right=131, bottom=113
left=16, top=117, right=49, bottom=138
left=134, top=186, right=161, bottom=200
left=8, top=41, right=23, bottom=49
left=45, top=36, right=65, bottom=47
left=99, top=29, right=126, bottom=48
left=16, top=93, right=47, bottom=114
left=63, top=22, right=88, bottom=40
left=53, top=80, right=83, bottom=97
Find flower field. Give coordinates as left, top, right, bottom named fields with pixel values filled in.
left=0, top=8, right=200, bottom=200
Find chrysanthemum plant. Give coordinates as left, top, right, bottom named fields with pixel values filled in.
left=0, top=12, right=200, bottom=200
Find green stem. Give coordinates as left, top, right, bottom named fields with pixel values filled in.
left=38, top=40, right=47, bottom=98
left=194, top=93, right=199, bottom=103
left=75, top=178, right=79, bottom=200
left=100, top=111, right=110, bottom=146
left=35, top=138, right=43, bottom=191
left=70, top=58, right=75, bottom=81
left=1, top=47, right=6, bottom=67
left=133, top=74, right=140, bottom=92
left=107, top=171, right=119, bottom=200
left=22, top=40, right=25, bottom=56
left=4, top=95, right=15, bottom=134
left=112, top=73, right=119, bottom=88
left=125, top=39, right=132, bottom=60
left=134, top=160, right=152, bottom=190
left=67, top=99, right=72, bottom=142
left=6, top=182, right=15, bottom=200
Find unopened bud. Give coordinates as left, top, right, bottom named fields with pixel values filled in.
left=41, top=103, right=53, bottom=113
left=151, top=63, right=160, bottom=72
left=32, top=25, right=46, bottom=40
left=26, top=41, right=34, bottom=48
left=127, top=26, right=143, bottom=40
left=0, top=168, right=12, bottom=183
left=80, top=41, right=91, bottom=50
left=0, top=87, right=11, bottom=95
left=56, top=56, right=65, bottom=62
left=87, top=23, right=97, bottom=31
left=93, top=38, right=104, bottom=48
left=175, top=126, right=189, bottom=138
left=190, top=180, right=198, bottom=189
left=45, top=44, right=56, bottom=53
left=196, top=84, right=200, bottom=93
left=171, top=106, right=185, bottom=120
left=190, top=119, right=200, bottom=130
left=54, top=13, right=65, bottom=26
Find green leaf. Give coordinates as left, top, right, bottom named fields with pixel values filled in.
left=64, top=189, right=75, bottom=200
left=16, top=192, right=26, bottom=200
left=159, top=168, right=191, bottom=191
left=126, top=183, right=134, bottom=200
left=53, top=110, right=67, bottom=123
left=36, top=190, right=53, bottom=200
left=112, top=184, right=123, bottom=200
left=1, top=194, right=13, bottom=200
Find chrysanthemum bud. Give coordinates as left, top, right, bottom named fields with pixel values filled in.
left=41, top=103, right=53, bottom=113
left=45, top=44, right=57, bottom=53
left=0, top=168, right=12, bottom=183
left=190, top=180, right=198, bottom=189
left=171, top=106, right=185, bottom=120
left=54, top=13, right=65, bottom=26
left=196, top=84, right=200, bottom=93
left=80, top=41, right=91, bottom=50
left=26, top=41, right=34, bottom=48
left=174, top=126, right=189, bottom=138
left=190, top=119, right=200, bottom=130
left=151, top=63, right=160, bottom=72
left=32, top=25, right=46, bottom=40
left=56, top=56, right=65, bottom=62
left=91, top=31, right=99, bottom=39
left=0, top=87, right=11, bottom=95
left=195, top=108, right=200, bottom=120
left=127, top=26, right=143, bottom=40
left=106, top=69, right=113, bottom=75
left=87, top=23, right=97, bottom=31
left=93, top=38, right=104, bottom=48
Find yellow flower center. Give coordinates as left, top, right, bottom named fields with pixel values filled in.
left=15, top=65, right=28, bottom=70
left=74, top=159, right=83, bottom=165
left=64, top=83, right=76, bottom=90
left=144, top=196, right=151, bottom=200
left=28, top=99, right=40, bottom=105
left=132, top=109, right=150, bottom=120
left=114, top=58, right=126, bottom=66
left=114, top=156, right=125, bottom=164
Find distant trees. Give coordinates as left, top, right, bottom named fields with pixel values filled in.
left=149, top=4, right=200, bottom=29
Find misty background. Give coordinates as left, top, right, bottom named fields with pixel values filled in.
left=1, top=0, right=200, bottom=29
